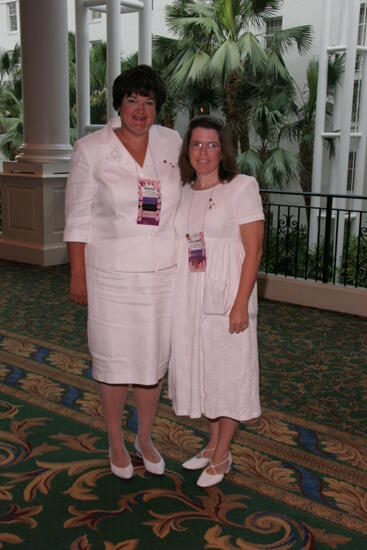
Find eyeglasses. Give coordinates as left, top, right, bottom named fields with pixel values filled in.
left=190, top=141, right=222, bottom=152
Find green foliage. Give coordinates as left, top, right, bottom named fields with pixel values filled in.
left=339, top=233, right=367, bottom=288
left=261, top=217, right=367, bottom=289
left=261, top=222, right=333, bottom=281
left=154, top=0, right=313, bottom=190
left=0, top=44, right=23, bottom=160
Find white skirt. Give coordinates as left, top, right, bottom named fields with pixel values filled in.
left=86, top=265, right=176, bottom=384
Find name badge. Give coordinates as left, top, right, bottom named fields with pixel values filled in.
left=137, top=178, right=161, bottom=226
left=186, top=231, right=206, bottom=272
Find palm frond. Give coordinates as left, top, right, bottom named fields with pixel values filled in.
left=327, top=52, right=345, bottom=95
left=265, top=50, right=292, bottom=81
left=170, top=49, right=211, bottom=89
left=169, top=15, right=218, bottom=35
left=208, top=40, right=241, bottom=86
left=267, top=26, right=313, bottom=56
left=262, top=148, right=301, bottom=189
left=90, top=41, right=107, bottom=92
left=166, top=0, right=217, bottom=39
left=252, top=99, right=284, bottom=142
left=121, top=51, right=139, bottom=71
left=0, top=116, right=23, bottom=160
left=245, top=0, right=283, bottom=27
left=216, top=0, right=236, bottom=37
left=0, top=88, right=23, bottom=118
left=237, top=148, right=262, bottom=176
left=238, top=31, right=267, bottom=72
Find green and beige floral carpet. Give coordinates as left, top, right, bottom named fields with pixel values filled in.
left=0, top=260, right=366, bottom=549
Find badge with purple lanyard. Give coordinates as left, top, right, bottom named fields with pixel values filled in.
left=186, top=231, right=207, bottom=272
left=137, top=178, right=161, bottom=226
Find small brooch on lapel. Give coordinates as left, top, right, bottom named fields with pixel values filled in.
left=106, top=147, right=122, bottom=161
left=163, top=160, right=176, bottom=168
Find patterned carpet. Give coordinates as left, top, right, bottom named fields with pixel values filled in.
left=0, top=260, right=367, bottom=549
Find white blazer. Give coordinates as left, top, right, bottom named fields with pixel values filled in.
left=64, top=119, right=182, bottom=272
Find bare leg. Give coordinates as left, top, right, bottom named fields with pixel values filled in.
left=98, top=382, right=130, bottom=467
left=207, top=416, right=239, bottom=474
left=134, top=378, right=164, bottom=463
left=199, top=418, right=220, bottom=459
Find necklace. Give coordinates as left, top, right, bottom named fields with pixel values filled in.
left=186, top=186, right=217, bottom=236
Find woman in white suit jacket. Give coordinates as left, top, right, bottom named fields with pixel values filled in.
left=64, top=65, right=182, bottom=479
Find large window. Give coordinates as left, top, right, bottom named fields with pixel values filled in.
left=347, top=151, right=356, bottom=192
left=352, top=78, right=362, bottom=131
left=90, top=9, right=102, bottom=23
left=7, top=2, right=18, bottom=33
left=265, top=17, right=283, bottom=48
left=358, top=3, right=367, bottom=46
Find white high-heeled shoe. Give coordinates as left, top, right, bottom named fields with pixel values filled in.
left=109, top=448, right=134, bottom=479
left=182, top=448, right=215, bottom=470
left=197, top=452, right=232, bottom=488
left=134, top=438, right=165, bottom=475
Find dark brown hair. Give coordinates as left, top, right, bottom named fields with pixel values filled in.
left=112, top=64, right=166, bottom=113
left=178, top=115, right=238, bottom=185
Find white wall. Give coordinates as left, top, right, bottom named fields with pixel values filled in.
left=0, top=0, right=21, bottom=52
left=276, top=0, right=344, bottom=93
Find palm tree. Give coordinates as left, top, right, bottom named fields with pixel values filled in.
left=89, top=41, right=108, bottom=125
left=154, top=0, right=312, bottom=152
left=0, top=88, right=23, bottom=160
left=0, top=44, right=21, bottom=86
left=0, top=44, right=23, bottom=160
left=237, top=74, right=301, bottom=188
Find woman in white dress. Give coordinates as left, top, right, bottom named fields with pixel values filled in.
left=170, top=116, right=264, bottom=487
left=64, top=65, right=182, bottom=479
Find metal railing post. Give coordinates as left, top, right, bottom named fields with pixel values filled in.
left=322, top=195, right=333, bottom=283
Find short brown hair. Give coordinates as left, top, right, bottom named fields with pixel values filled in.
left=179, top=116, right=238, bottom=185
left=112, top=65, right=166, bottom=113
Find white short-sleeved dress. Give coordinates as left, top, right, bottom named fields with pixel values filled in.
left=169, top=175, right=264, bottom=421
left=64, top=119, right=182, bottom=385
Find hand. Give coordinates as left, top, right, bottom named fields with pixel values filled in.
left=229, top=301, right=248, bottom=334
left=70, top=274, right=87, bottom=305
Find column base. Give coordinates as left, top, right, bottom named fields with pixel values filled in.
left=0, top=238, right=68, bottom=266
left=0, top=160, right=69, bottom=267
left=16, top=143, right=73, bottom=164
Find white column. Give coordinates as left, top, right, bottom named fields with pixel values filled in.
left=353, top=54, right=367, bottom=201
left=106, top=0, right=121, bottom=120
left=336, top=1, right=360, bottom=199
left=333, top=1, right=361, bottom=270
left=138, top=0, right=152, bottom=65
left=352, top=51, right=367, bottom=235
left=17, top=0, right=72, bottom=162
left=75, top=0, right=90, bottom=139
left=309, top=0, right=332, bottom=246
left=337, top=0, right=349, bottom=45
left=311, top=0, right=331, bottom=197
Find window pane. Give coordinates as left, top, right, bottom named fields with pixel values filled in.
left=347, top=152, right=356, bottom=192
left=265, top=17, right=283, bottom=48
left=8, top=2, right=17, bottom=32
left=358, top=4, right=367, bottom=46
left=91, top=10, right=102, bottom=21
left=352, top=78, right=362, bottom=131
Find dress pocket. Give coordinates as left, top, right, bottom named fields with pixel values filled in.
left=202, top=277, right=229, bottom=315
